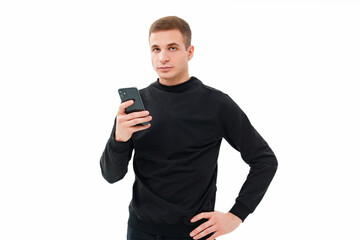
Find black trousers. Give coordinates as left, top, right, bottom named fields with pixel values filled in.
left=127, top=225, right=216, bottom=240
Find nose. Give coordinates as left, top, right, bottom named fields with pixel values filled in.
left=159, top=51, right=169, bottom=64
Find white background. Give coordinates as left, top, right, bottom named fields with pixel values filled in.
left=1, top=0, right=359, bottom=239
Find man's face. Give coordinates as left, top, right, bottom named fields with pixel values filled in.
left=149, top=29, right=194, bottom=82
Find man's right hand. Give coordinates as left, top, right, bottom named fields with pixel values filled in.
left=115, top=100, right=152, bottom=142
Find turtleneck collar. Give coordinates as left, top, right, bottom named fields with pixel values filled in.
left=152, top=76, right=202, bottom=93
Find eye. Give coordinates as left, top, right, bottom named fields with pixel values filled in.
left=152, top=48, right=160, bottom=52
left=170, top=47, right=177, bottom=51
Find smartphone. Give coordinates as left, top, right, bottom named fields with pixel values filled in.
left=118, top=87, right=150, bottom=126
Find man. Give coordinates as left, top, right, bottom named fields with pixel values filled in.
left=100, top=16, right=278, bottom=240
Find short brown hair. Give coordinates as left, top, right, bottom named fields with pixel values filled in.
left=149, top=16, right=192, bottom=48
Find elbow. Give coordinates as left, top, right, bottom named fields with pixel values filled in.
left=100, top=162, right=127, bottom=184
left=266, top=148, right=278, bottom=170
left=104, top=177, right=119, bottom=184
left=250, top=150, right=278, bottom=168
left=272, top=156, right=278, bottom=169
left=272, top=157, right=278, bottom=175
left=102, top=171, right=127, bottom=184
left=267, top=153, right=278, bottom=171
left=249, top=154, right=278, bottom=177
left=267, top=155, right=278, bottom=178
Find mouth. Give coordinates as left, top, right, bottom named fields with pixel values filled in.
left=157, top=66, right=173, bottom=71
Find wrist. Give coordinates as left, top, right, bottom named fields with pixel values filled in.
left=227, top=212, right=243, bottom=224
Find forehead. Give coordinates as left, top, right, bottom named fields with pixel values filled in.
left=149, top=29, right=185, bottom=47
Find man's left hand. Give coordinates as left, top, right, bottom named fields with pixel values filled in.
left=189, top=211, right=242, bottom=240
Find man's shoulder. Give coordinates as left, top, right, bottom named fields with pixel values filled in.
left=199, top=81, right=230, bottom=102
left=198, top=79, right=242, bottom=110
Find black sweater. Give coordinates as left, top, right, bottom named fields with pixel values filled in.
left=100, top=76, right=278, bottom=237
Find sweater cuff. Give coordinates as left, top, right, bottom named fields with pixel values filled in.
left=109, top=134, right=132, bottom=153
left=229, top=202, right=251, bottom=222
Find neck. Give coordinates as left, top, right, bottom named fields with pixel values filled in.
left=158, top=72, right=190, bottom=86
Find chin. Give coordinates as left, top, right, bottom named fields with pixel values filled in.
left=157, top=72, right=176, bottom=80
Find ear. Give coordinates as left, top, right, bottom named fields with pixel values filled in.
left=187, top=45, right=194, bottom=61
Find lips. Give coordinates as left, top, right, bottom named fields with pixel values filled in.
left=158, top=66, right=173, bottom=71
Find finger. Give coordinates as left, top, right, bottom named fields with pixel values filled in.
left=132, top=123, right=151, bottom=133
left=191, top=223, right=215, bottom=239
left=190, top=220, right=213, bottom=238
left=191, top=212, right=213, bottom=223
left=125, top=110, right=150, bottom=121
left=117, top=100, right=134, bottom=116
left=127, top=115, right=152, bottom=127
left=205, top=231, right=221, bottom=240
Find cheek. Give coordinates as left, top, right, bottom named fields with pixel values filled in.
left=151, top=55, right=157, bottom=66
left=181, top=54, right=189, bottom=66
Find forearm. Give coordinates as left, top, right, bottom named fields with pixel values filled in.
left=229, top=149, right=278, bottom=221
left=100, top=118, right=134, bottom=183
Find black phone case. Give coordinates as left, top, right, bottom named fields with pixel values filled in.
left=118, top=87, right=149, bottom=126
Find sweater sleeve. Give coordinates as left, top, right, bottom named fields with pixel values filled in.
left=100, top=117, right=134, bottom=184
left=219, top=94, right=278, bottom=222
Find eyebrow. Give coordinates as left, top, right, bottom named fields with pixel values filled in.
left=151, top=42, right=181, bottom=48
left=167, top=42, right=180, bottom=47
